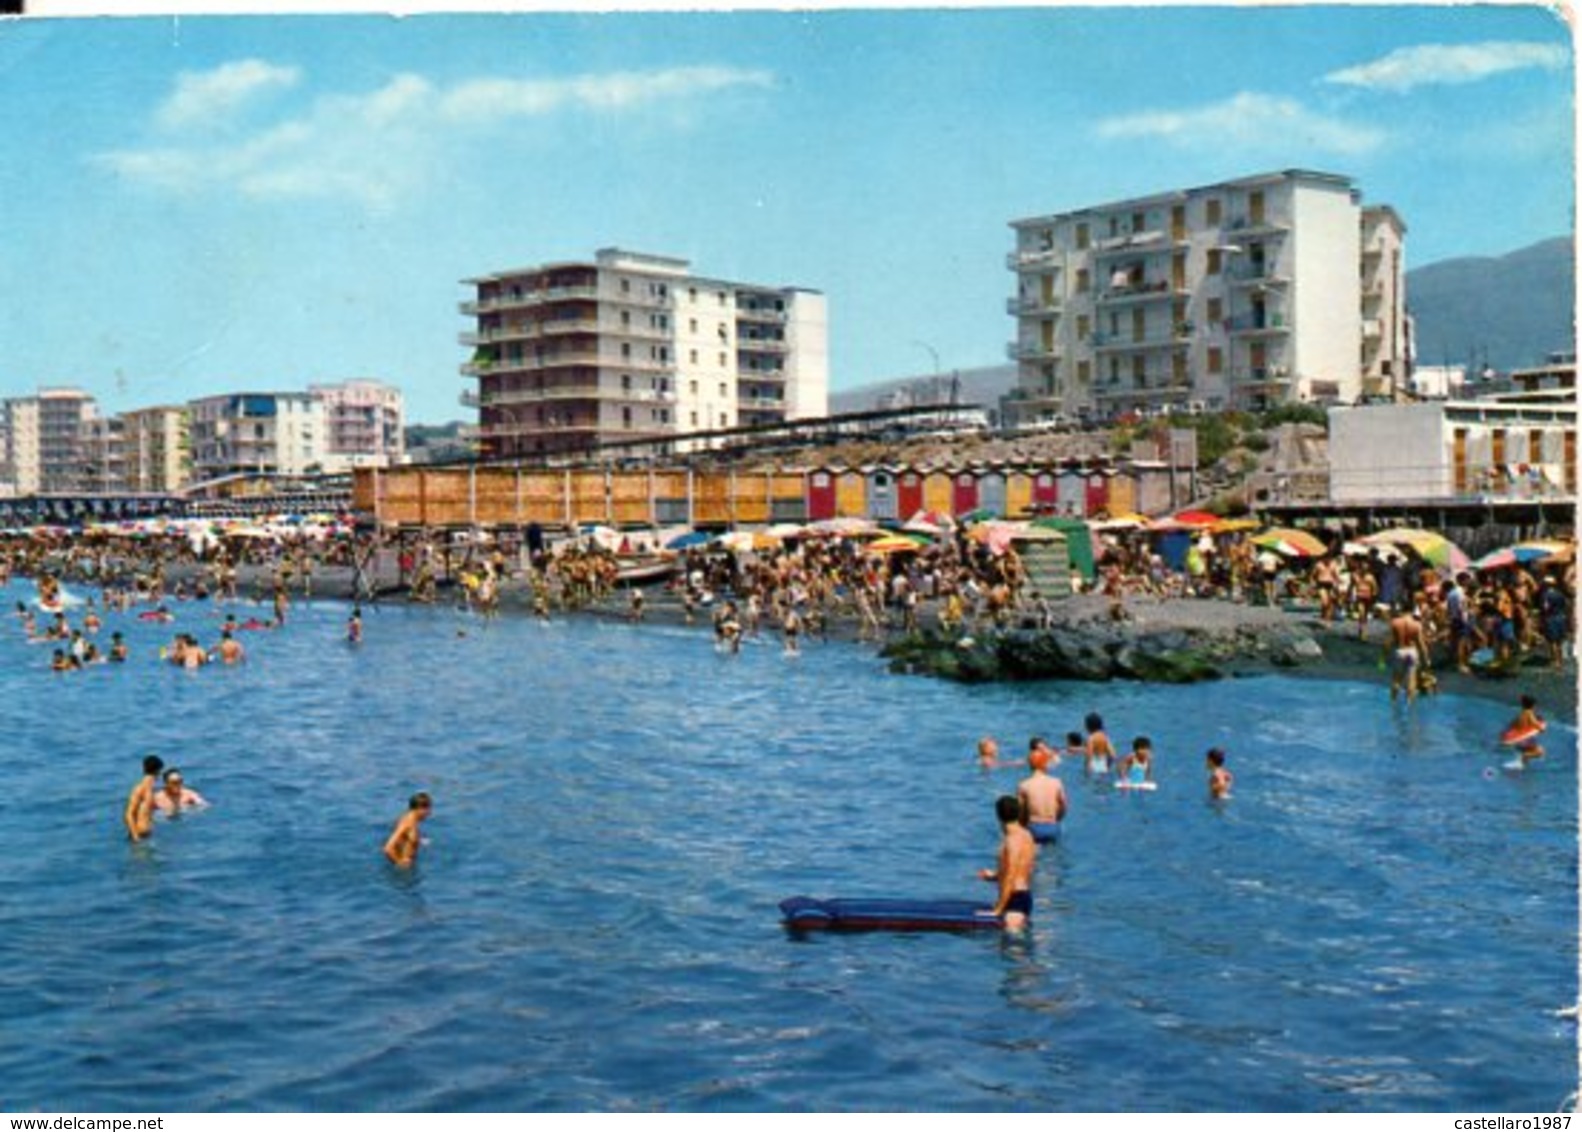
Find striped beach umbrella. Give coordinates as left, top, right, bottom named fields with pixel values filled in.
left=1251, top=528, right=1327, bottom=558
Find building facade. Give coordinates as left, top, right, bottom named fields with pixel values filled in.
left=1, top=388, right=100, bottom=495
left=310, top=379, right=406, bottom=472
left=1006, top=170, right=1409, bottom=422
left=121, top=406, right=191, bottom=494
left=1328, top=399, right=1577, bottom=505
left=460, top=248, right=827, bottom=460
left=188, top=393, right=328, bottom=483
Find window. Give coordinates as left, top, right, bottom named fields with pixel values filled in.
left=1075, top=222, right=1089, bottom=250
left=1076, top=360, right=1091, bottom=385
left=718, top=291, right=727, bottom=306
left=620, top=278, right=631, bottom=293
left=621, top=342, right=632, bottom=359
left=621, top=374, right=632, bottom=391
left=1207, top=298, right=1223, bottom=324
left=1206, top=249, right=1222, bottom=275
left=689, top=349, right=698, bottom=364
left=688, top=288, right=697, bottom=302
left=719, top=413, right=728, bottom=427
left=1075, top=268, right=1090, bottom=293
left=621, top=311, right=631, bottom=327
left=691, top=411, right=699, bottom=426
left=1132, top=355, right=1146, bottom=383
left=1076, top=314, right=1090, bottom=340
left=689, top=380, right=698, bottom=395
left=1205, top=198, right=1222, bottom=226
left=718, top=353, right=727, bottom=367
left=689, top=319, right=698, bottom=333
left=719, top=383, right=728, bottom=397
left=1207, top=347, right=1223, bottom=375
left=1132, top=211, right=1144, bottom=233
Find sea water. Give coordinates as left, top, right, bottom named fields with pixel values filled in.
left=0, top=597, right=1575, bottom=1111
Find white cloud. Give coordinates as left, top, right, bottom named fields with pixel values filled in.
left=99, top=63, right=773, bottom=208
left=1324, top=41, right=1568, bottom=92
left=1095, top=92, right=1385, bottom=156
left=156, top=59, right=301, bottom=131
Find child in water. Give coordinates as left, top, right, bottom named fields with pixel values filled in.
left=1118, top=736, right=1154, bottom=785
left=1206, top=748, right=1233, bottom=800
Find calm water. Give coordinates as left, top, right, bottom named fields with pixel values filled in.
left=1, top=594, right=1575, bottom=1112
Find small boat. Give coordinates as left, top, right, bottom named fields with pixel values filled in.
left=615, top=556, right=679, bottom=586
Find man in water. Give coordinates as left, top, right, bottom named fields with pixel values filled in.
left=1385, top=601, right=1427, bottom=703
left=979, top=795, right=1035, bottom=931
left=1017, top=747, right=1068, bottom=844
left=153, top=768, right=209, bottom=814
left=125, top=754, right=165, bottom=841
left=215, top=630, right=245, bottom=665
left=383, top=792, right=433, bottom=868
left=1083, top=712, right=1117, bottom=776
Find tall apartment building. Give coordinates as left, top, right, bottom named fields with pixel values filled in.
left=1006, top=170, right=1408, bottom=422
left=460, top=247, right=827, bottom=459
left=81, top=415, right=127, bottom=494
left=1, top=388, right=99, bottom=495
left=188, top=392, right=327, bottom=482
left=310, top=379, right=405, bottom=471
left=121, top=406, right=191, bottom=494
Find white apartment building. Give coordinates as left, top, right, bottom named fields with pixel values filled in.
left=1328, top=399, right=1577, bottom=505
left=310, top=379, right=406, bottom=472
left=460, top=247, right=828, bottom=460
left=188, top=392, right=328, bottom=482
left=1007, top=170, right=1409, bottom=421
left=121, top=406, right=191, bottom=495
left=1, top=388, right=99, bottom=495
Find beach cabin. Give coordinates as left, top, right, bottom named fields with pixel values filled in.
left=836, top=471, right=867, bottom=518
left=1032, top=516, right=1096, bottom=584
left=977, top=469, right=1007, bottom=519
left=952, top=471, right=980, bottom=517
left=1106, top=469, right=1138, bottom=518
left=1129, top=460, right=1174, bottom=516
left=923, top=469, right=955, bottom=517
left=1031, top=470, right=1059, bottom=512
left=1005, top=470, right=1034, bottom=519
left=896, top=469, right=925, bottom=520
left=866, top=467, right=899, bottom=522
left=1084, top=467, right=1111, bottom=517
left=1056, top=463, right=1087, bottom=517
left=806, top=469, right=837, bottom=521
left=1009, top=527, right=1072, bottom=598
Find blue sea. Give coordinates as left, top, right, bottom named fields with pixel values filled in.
left=1, top=594, right=1576, bottom=1112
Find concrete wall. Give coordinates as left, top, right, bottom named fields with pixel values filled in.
left=1290, top=183, right=1362, bottom=403
left=785, top=289, right=829, bottom=420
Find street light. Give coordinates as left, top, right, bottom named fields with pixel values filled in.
left=912, top=340, right=942, bottom=403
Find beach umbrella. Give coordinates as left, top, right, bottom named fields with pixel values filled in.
left=1473, top=539, right=1573, bottom=572
left=867, top=535, right=924, bottom=555
left=664, top=530, right=711, bottom=551
left=959, top=507, right=998, bottom=524
left=806, top=517, right=877, bottom=537
left=1171, top=509, right=1221, bottom=528
left=1211, top=518, right=1260, bottom=534
left=1359, top=528, right=1470, bottom=572
left=1251, top=528, right=1327, bottom=558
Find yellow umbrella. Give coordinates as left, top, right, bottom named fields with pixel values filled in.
left=1252, top=527, right=1327, bottom=557
left=868, top=535, right=925, bottom=554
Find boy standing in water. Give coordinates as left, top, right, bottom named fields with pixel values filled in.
left=383, top=792, right=433, bottom=868
left=1507, top=694, right=1546, bottom=764
left=125, top=754, right=165, bottom=841
left=979, top=795, right=1036, bottom=930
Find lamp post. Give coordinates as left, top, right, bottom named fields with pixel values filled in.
left=912, top=340, right=942, bottom=404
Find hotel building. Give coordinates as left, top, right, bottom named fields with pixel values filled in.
left=460, top=248, right=828, bottom=460
left=1006, top=170, right=1409, bottom=422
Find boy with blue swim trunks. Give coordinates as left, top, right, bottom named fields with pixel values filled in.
left=980, top=796, right=1036, bottom=930
left=1017, top=747, right=1068, bottom=844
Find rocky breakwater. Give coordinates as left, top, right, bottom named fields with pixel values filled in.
left=881, top=596, right=1326, bottom=685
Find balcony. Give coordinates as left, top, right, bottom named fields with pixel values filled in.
left=737, top=336, right=789, bottom=354
left=1223, top=215, right=1290, bottom=237
left=1090, top=230, right=1174, bottom=259
left=1091, top=327, right=1193, bottom=353
left=461, top=350, right=675, bottom=376
left=1006, top=340, right=1060, bottom=362
left=1095, top=279, right=1182, bottom=306
left=459, top=389, right=480, bottom=409
left=481, top=385, right=676, bottom=407
left=458, top=284, right=601, bottom=315
left=1007, top=248, right=1063, bottom=272
left=1230, top=366, right=1293, bottom=387
left=1362, top=318, right=1383, bottom=340
left=1226, top=265, right=1290, bottom=289
left=1225, top=313, right=1289, bottom=337
left=1007, top=295, right=1062, bottom=317
left=736, top=306, right=788, bottom=325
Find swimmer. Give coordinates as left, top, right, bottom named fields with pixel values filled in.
left=348, top=607, right=363, bottom=644
left=1206, top=748, right=1233, bottom=800
left=215, top=630, right=245, bottom=665
left=108, top=632, right=128, bottom=662
left=1508, top=694, right=1546, bottom=763
left=1083, top=712, right=1117, bottom=776
left=1118, top=736, right=1154, bottom=785
left=1018, top=746, right=1069, bottom=844
left=1027, top=734, right=1059, bottom=769
left=383, top=792, right=433, bottom=868
left=975, top=736, right=1008, bottom=770
left=1062, top=731, right=1085, bottom=762
left=979, top=795, right=1035, bottom=931
left=153, top=768, right=209, bottom=814
left=125, top=754, right=165, bottom=841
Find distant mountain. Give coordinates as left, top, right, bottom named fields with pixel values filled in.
left=828, top=363, right=1018, bottom=417
left=1407, top=236, right=1575, bottom=371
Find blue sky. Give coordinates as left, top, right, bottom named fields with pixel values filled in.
left=0, top=6, right=1573, bottom=424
